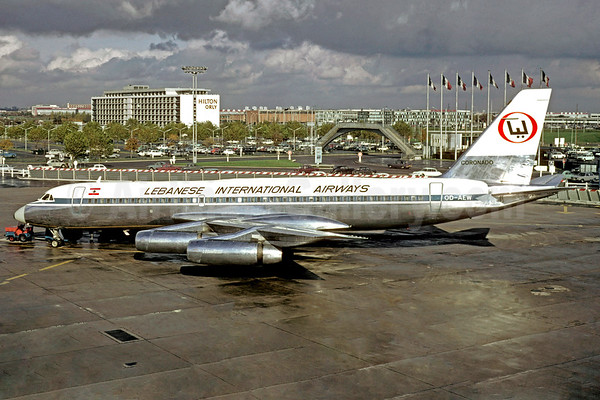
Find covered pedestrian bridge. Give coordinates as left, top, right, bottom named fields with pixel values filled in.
left=316, top=122, right=416, bottom=158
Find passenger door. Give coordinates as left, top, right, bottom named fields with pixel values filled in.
left=71, top=186, right=86, bottom=215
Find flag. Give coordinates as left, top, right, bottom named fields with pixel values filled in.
left=522, top=70, right=534, bottom=87
left=442, top=75, right=452, bottom=90
left=506, top=71, right=515, bottom=87
left=541, top=70, right=550, bottom=87
left=458, top=75, right=467, bottom=91
left=473, top=76, right=483, bottom=90
left=489, top=73, right=498, bottom=88
left=428, top=75, right=436, bottom=91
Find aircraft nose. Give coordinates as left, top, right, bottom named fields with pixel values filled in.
left=14, top=206, right=26, bottom=223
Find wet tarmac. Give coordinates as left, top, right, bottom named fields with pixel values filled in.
left=1, top=183, right=599, bottom=399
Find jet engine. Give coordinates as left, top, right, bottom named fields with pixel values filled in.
left=187, top=240, right=282, bottom=265
left=136, top=230, right=200, bottom=254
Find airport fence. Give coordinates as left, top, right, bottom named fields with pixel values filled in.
left=22, top=167, right=409, bottom=182
left=540, top=187, right=600, bottom=206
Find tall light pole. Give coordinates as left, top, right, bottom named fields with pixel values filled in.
left=162, top=127, right=174, bottom=144
left=291, top=127, right=301, bottom=151
left=210, top=127, right=219, bottom=145
left=129, top=127, right=140, bottom=158
left=46, top=126, right=59, bottom=152
left=182, top=66, right=207, bottom=165
left=23, top=127, right=32, bottom=151
left=220, top=126, right=228, bottom=146
left=253, top=125, right=263, bottom=147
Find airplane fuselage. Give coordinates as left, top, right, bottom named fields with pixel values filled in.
left=18, top=176, right=509, bottom=231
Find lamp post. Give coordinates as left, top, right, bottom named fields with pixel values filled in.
left=253, top=125, right=263, bottom=148
left=182, top=66, right=207, bottom=165
left=220, top=126, right=228, bottom=147
left=129, top=127, right=140, bottom=158
left=162, top=127, right=174, bottom=145
left=46, top=126, right=59, bottom=152
left=23, top=127, right=33, bottom=151
left=291, top=127, right=302, bottom=151
left=210, top=127, right=219, bottom=145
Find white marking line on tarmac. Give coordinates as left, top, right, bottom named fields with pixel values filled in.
left=1, top=259, right=75, bottom=285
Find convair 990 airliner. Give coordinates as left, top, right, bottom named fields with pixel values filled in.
left=14, top=89, right=561, bottom=266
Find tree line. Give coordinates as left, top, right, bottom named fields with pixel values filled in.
left=1, top=119, right=415, bottom=159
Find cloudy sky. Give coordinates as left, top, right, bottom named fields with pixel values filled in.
left=1, top=0, right=600, bottom=112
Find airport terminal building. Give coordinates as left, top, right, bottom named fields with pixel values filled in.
left=91, top=85, right=220, bottom=127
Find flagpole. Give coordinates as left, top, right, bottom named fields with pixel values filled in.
left=440, top=74, right=443, bottom=161
left=455, top=72, right=459, bottom=160
left=486, top=70, right=491, bottom=126
left=504, top=69, right=507, bottom=106
left=426, top=74, right=430, bottom=159
left=470, top=71, right=474, bottom=146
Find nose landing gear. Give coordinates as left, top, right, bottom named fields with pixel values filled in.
left=45, top=228, right=66, bottom=247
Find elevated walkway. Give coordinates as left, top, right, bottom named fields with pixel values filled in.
left=316, top=123, right=416, bottom=158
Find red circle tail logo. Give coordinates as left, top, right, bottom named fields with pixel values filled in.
left=498, top=112, right=538, bottom=143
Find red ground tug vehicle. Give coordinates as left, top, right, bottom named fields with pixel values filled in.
left=5, top=224, right=34, bottom=242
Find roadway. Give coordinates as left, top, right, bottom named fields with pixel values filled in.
left=0, top=181, right=599, bottom=398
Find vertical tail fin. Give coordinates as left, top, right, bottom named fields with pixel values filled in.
left=444, top=88, right=552, bottom=185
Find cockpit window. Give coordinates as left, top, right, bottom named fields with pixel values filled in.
left=40, top=193, right=54, bottom=201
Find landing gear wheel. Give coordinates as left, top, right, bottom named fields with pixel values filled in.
left=50, top=239, right=62, bottom=248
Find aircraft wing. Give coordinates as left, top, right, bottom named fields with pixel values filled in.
left=135, top=212, right=362, bottom=266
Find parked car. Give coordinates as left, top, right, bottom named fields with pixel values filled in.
left=156, top=163, right=183, bottom=171
left=0, top=164, right=14, bottom=172
left=222, top=149, right=235, bottom=155
left=411, top=167, right=442, bottom=177
left=294, top=164, right=320, bottom=173
left=561, top=170, right=575, bottom=180
left=47, top=159, right=68, bottom=168
left=576, top=152, right=595, bottom=162
left=353, top=167, right=377, bottom=175
left=45, top=149, right=64, bottom=159
left=31, top=148, right=45, bottom=155
left=332, top=166, right=354, bottom=174
left=138, top=149, right=164, bottom=157
left=387, top=161, right=412, bottom=169
left=147, top=161, right=167, bottom=170
left=88, top=164, right=107, bottom=170
left=571, top=172, right=598, bottom=183
left=1, top=151, right=17, bottom=158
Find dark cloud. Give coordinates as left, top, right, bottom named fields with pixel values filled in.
left=1, top=0, right=600, bottom=111
left=149, top=40, right=178, bottom=52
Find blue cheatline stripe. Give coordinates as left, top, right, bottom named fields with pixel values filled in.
left=49, top=194, right=483, bottom=205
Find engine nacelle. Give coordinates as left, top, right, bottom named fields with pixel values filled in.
left=187, top=240, right=282, bottom=265
left=136, top=230, right=200, bottom=254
